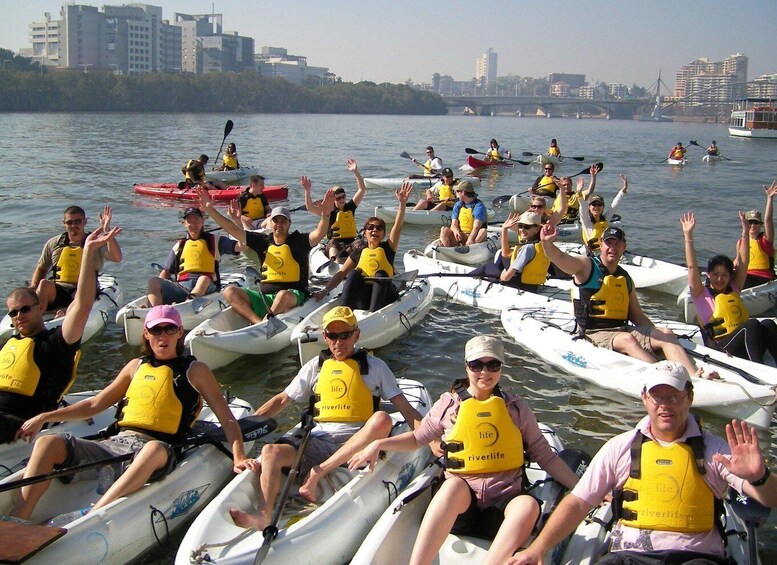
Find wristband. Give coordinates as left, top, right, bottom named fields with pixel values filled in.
left=750, top=466, right=771, bottom=487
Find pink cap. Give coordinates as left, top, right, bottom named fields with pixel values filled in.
left=144, top=305, right=183, bottom=329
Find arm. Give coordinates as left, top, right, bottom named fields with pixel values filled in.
left=581, top=165, right=598, bottom=200
left=227, top=198, right=254, bottom=231
left=680, top=212, right=705, bottom=300
left=764, top=181, right=776, bottom=244
left=501, top=213, right=520, bottom=257
left=99, top=206, right=122, bottom=262
left=627, top=287, right=653, bottom=327
left=540, top=223, right=591, bottom=281
left=348, top=160, right=367, bottom=206
left=544, top=455, right=581, bottom=490
left=501, top=245, right=535, bottom=283
left=388, top=393, right=423, bottom=430
left=609, top=174, right=628, bottom=214
left=465, top=219, right=484, bottom=246
left=301, top=176, right=324, bottom=216
left=308, top=189, right=336, bottom=246
left=253, top=390, right=294, bottom=419
left=388, top=183, right=412, bottom=251
left=547, top=182, right=569, bottom=227
left=347, top=430, right=421, bottom=473
left=196, top=187, right=247, bottom=244
left=315, top=257, right=356, bottom=300
left=733, top=211, right=749, bottom=289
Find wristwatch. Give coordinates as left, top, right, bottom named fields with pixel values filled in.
left=750, top=467, right=771, bottom=487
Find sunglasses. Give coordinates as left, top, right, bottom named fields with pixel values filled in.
left=8, top=304, right=35, bottom=318
left=364, top=224, right=384, bottom=231
left=748, top=220, right=762, bottom=225
left=63, top=219, right=84, bottom=226
left=324, top=329, right=357, bottom=341
left=517, top=224, right=537, bottom=229
left=529, top=204, right=544, bottom=209
left=589, top=202, right=604, bottom=207
left=544, top=168, right=554, bottom=172
left=335, top=194, right=346, bottom=199
left=466, top=359, right=503, bottom=372
left=646, top=392, right=687, bottom=406
left=146, top=325, right=181, bottom=336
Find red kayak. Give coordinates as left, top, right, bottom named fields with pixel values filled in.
left=465, top=155, right=513, bottom=169
left=133, top=183, right=289, bottom=202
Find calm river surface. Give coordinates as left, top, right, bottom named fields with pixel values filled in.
left=0, top=112, right=775, bottom=561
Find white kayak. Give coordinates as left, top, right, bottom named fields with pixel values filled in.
left=114, top=272, right=252, bottom=346
left=290, top=278, right=435, bottom=365
left=352, top=423, right=585, bottom=565
left=178, top=379, right=433, bottom=565
left=422, top=232, right=500, bottom=266
left=0, top=391, right=117, bottom=480
left=487, top=219, right=617, bottom=244
left=702, top=154, right=724, bottom=163
left=374, top=205, right=496, bottom=226
left=501, top=300, right=777, bottom=431
left=0, top=274, right=123, bottom=345
left=667, top=157, right=687, bottom=165
left=308, top=243, right=341, bottom=283
left=535, top=154, right=562, bottom=167
left=363, top=176, right=481, bottom=191
left=204, top=167, right=262, bottom=186
left=677, top=278, right=777, bottom=323
left=0, top=397, right=254, bottom=565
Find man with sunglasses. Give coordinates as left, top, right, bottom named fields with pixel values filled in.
left=409, top=146, right=443, bottom=178
left=1, top=226, right=121, bottom=443
left=508, top=361, right=777, bottom=565
left=439, top=180, right=488, bottom=247
left=30, top=205, right=122, bottom=313
left=531, top=163, right=560, bottom=198
left=740, top=181, right=776, bottom=289
left=230, top=306, right=422, bottom=529
left=413, top=167, right=458, bottom=211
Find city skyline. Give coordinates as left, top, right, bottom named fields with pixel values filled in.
left=4, top=0, right=777, bottom=89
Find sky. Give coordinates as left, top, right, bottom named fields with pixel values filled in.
left=4, top=1, right=777, bottom=90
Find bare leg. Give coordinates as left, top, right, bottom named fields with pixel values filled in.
left=146, top=276, right=164, bottom=306
left=92, top=441, right=168, bottom=510
left=439, top=227, right=455, bottom=247
left=266, top=290, right=297, bottom=319
left=413, top=199, right=431, bottom=211
left=483, top=495, right=540, bottom=565
left=223, top=286, right=262, bottom=325
left=11, top=435, right=69, bottom=520
left=610, top=332, right=657, bottom=364
left=35, top=280, right=58, bottom=312
left=189, top=276, right=214, bottom=297
left=649, top=326, right=711, bottom=377
left=409, top=477, right=471, bottom=565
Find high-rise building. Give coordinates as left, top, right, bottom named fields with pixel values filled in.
left=24, top=12, right=60, bottom=67
left=548, top=73, right=586, bottom=89
left=674, top=53, right=748, bottom=104
left=174, top=13, right=253, bottom=74
left=476, top=48, right=497, bottom=84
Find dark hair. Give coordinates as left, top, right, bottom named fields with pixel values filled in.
left=199, top=154, right=209, bottom=162
left=426, top=146, right=434, bottom=152
left=140, top=332, right=185, bottom=357
left=227, top=143, right=236, bottom=152
left=706, top=254, right=734, bottom=276
left=63, top=206, right=86, bottom=217
left=250, top=175, right=265, bottom=184
left=490, top=138, right=498, bottom=146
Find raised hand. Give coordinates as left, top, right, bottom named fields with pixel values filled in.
left=680, top=212, right=695, bottom=236
left=712, top=419, right=768, bottom=483
left=764, top=180, right=777, bottom=199
left=98, top=205, right=113, bottom=230
left=227, top=198, right=242, bottom=224
left=300, top=175, right=312, bottom=192
left=195, top=186, right=215, bottom=210
left=396, top=182, right=413, bottom=204
left=85, top=225, right=122, bottom=250
left=346, top=159, right=358, bottom=173
left=503, top=211, right=521, bottom=229
left=320, top=188, right=337, bottom=215
left=540, top=221, right=557, bottom=243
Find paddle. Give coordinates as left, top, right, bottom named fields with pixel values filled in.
left=464, top=147, right=531, bottom=166
left=521, top=151, right=585, bottom=162
left=254, top=412, right=316, bottom=565
left=245, top=267, right=288, bottom=339
left=689, top=140, right=733, bottom=161
left=491, top=163, right=605, bottom=207
left=212, top=120, right=235, bottom=170
left=365, top=270, right=503, bottom=283
left=682, top=347, right=767, bottom=386
left=0, top=416, right=278, bottom=493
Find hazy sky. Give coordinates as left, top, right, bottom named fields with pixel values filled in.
left=5, top=1, right=777, bottom=89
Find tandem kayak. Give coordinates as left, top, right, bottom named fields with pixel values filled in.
left=667, top=157, right=687, bottom=165
left=677, top=278, right=777, bottom=323
left=465, top=155, right=513, bottom=169
left=178, top=379, right=433, bottom=565
left=132, top=183, right=289, bottom=202
left=204, top=166, right=261, bottom=186
left=363, top=176, right=481, bottom=191
left=374, top=205, right=496, bottom=226
left=422, top=233, right=500, bottom=266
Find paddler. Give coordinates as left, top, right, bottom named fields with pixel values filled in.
left=439, top=180, right=488, bottom=247
left=195, top=186, right=334, bottom=325
left=409, top=146, right=443, bottom=178
left=230, top=306, right=423, bottom=528
left=668, top=141, right=686, bottom=161
left=740, top=181, right=776, bottom=288
left=313, top=183, right=412, bottom=312
left=486, top=138, right=512, bottom=162
left=580, top=169, right=628, bottom=253
left=547, top=138, right=561, bottom=157
left=413, top=167, right=458, bottom=211
left=181, top=154, right=225, bottom=189
left=531, top=162, right=560, bottom=198
left=218, top=142, right=240, bottom=170
left=234, top=175, right=271, bottom=230
left=0, top=226, right=120, bottom=443
left=507, top=361, right=777, bottom=565
left=145, top=206, right=244, bottom=307
left=11, top=305, right=250, bottom=520
left=349, top=335, right=580, bottom=565
left=706, top=140, right=719, bottom=156
left=30, top=205, right=122, bottom=314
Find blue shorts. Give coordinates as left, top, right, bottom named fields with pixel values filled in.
left=155, top=276, right=217, bottom=304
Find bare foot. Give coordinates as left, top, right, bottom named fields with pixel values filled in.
left=229, top=508, right=268, bottom=530
left=298, top=465, right=323, bottom=502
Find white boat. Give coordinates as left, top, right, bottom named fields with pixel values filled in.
left=422, top=233, right=499, bottom=266
left=290, top=279, right=435, bottom=365
left=177, top=379, right=433, bottom=565
left=0, top=274, right=123, bottom=345
left=374, top=205, right=496, bottom=226
left=487, top=218, right=618, bottom=244
left=667, top=157, right=687, bottom=165
left=0, top=391, right=118, bottom=480
left=677, top=278, right=777, bottom=323
left=308, top=243, right=341, bottom=283
left=702, top=154, right=724, bottom=163
left=204, top=167, right=262, bottom=186
left=363, top=176, right=481, bottom=191
left=351, top=423, right=575, bottom=565
left=728, top=99, right=777, bottom=139
left=114, top=272, right=252, bottom=346
left=500, top=299, right=777, bottom=431
left=0, top=397, right=254, bottom=565
left=535, top=154, right=562, bottom=167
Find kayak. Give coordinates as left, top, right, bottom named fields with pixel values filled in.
left=677, top=278, right=777, bottom=323
left=132, top=183, right=289, bottom=202
left=204, top=166, right=261, bottom=186
left=114, top=271, right=253, bottom=346
left=363, top=176, right=481, bottom=191
left=308, top=243, right=341, bottom=283
left=501, top=300, right=777, bottom=431
left=0, top=396, right=254, bottom=565
left=374, top=205, right=496, bottom=226
left=290, top=278, right=435, bottom=365
left=422, top=232, right=499, bottom=266
left=178, top=379, right=433, bottom=565
left=534, top=154, right=562, bottom=167
left=702, top=154, right=724, bottom=163
left=0, top=274, right=123, bottom=344
left=465, top=155, right=513, bottom=169
left=667, top=157, right=687, bottom=165
left=0, top=391, right=117, bottom=480
left=487, top=218, right=618, bottom=244
left=352, top=424, right=579, bottom=565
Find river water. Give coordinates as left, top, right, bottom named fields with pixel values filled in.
left=0, top=113, right=775, bottom=561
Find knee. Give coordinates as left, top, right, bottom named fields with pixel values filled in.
left=653, top=326, right=679, bottom=343
left=33, top=434, right=68, bottom=457
left=137, top=441, right=170, bottom=467
left=147, top=276, right=162, bottom=293
left=364, top=411, right=392, bottom=437
left=223, top=286, right=244, bottom=303
left=261, top=443, right=286, bottom=467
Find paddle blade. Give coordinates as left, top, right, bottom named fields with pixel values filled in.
left=265, top=316, right=288, bottom=339
left=224, top=119, right=234, bottom=138
left=514, top=159, right=532, bottom=166
left=569, top=156, right=585, bottom=161
left=689, top=140, right=699, bottom=147
left=521, top=151, right=536, bottom=157
left=572, top=162, right=603, bottom=177
left=492, top=195, right=512, bottom=208
left=464, top=148, right=482, bottom=155
left=245, top=266, right=261, bottom=283
left=399, top=151, right=411, bottom=160
left=191, top=297, right=213, bottom=314
left=150, top=262, right=165, bottom=272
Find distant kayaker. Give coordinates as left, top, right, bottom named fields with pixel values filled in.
left=313, top=183, right=411, bottom=312
left=234, top=175, right=271, bottom=230
left=579, top=169, right=628, bottom=253
left=740, top=181, right=776, bottom=288
left=531, top=162, right=560, bottom=197
left=706, top=140, right=719, bottom=156
left=145, top=206, right=243, bottom=307
left=0, top=227, right=120, bottom=443
left=668, top=141, right=686, bottom=160
left=195, top=187, right=334, bottom=325
left=681, top=210, right=777, bottom=364
left=230, top=306, right=423, bottom=529
left=181, top=154, right=225, bottom=189
left=409, top=146, right=443, bottom=177
left=10, top=305, right=250, bottom=520
left=547, top=138, right=561, bottom=157
left=439, top=180, right=488, bottom=247
left=218, top=142, right=240, bottom=170
left=486, top=138, right=512, bottom=162
left=30, top=205, right=122, bottom=314
left=349, top=335, right=581, bottom=565
left=507, top=361, right=777, bottom=565
left=413, top=167, right=458, bottom=211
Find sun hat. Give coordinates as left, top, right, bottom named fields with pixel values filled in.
left=517, top=211, right=542, bottom=226
left=322, top=306, right=358, bottom=329
left=465, top=335, right=505, bottom=363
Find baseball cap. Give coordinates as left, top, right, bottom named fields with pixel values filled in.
left=441, top=167, right=454, bottom=177
left=322, top=306, right=358, bottom=329
left=333, top=186, right=346, bottom=196
left=643, top=361, right=690, bottom=392
left=182, top=207, right=203, bottom=219
left=602, top=226, right=626, bottom=242
left=517, top=211, right=542, bottom=226
left=144, top=305, right=183, bottom=329
left=456, top=180, right=476, bottom=195
left=589, top=194, right=605, bottom=205
left=269, top=206, right=291, bottom=220
left=465, top=335, right=505, bottom=363
left=745, top=210, right=763, bottom=223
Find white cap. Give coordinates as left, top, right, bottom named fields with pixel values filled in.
left=465, top=335, right=505, bottom=363
left=644, top=361, right=690, bottom=392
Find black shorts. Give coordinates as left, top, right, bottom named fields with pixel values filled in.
left=50, top=284, right=77, bottom=310
left=597, top=550, right=734, bottom=565
left=0, top=413, right=26, bottom=444
left=449, top=481, right=540, bottom=541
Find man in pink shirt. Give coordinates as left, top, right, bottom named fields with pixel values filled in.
left=508, top=361, right=777, bottom=565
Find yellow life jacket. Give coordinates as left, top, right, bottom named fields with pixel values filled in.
left=704, top=292, right=749, bottom=340
left=0, top=336, right=41, bottom=397
left=583, top=218, right=608, bottom=251
left=184, top=159, right=205, bottom=182
left=438, top=182, right=456, bottom=204
left=222, top=154, right=238, bottom=170
left=587, top=274, right=630, bottom=321
left=356, top=246, right=394, bottom=278
left=422, top=159, right=435, bottom=176
left=458, top=205, right=476, bottom=234
left=262, top=243, right=302, bottom=284
left=488, top=149, right=501, bottom=161
left=517, top=243, right=550, bottom=285
left=444, top=388, right=524, bottom=474
left=331, top=209, right=358, bottom=239
left=313, top=351, right=377, bottom=423
left=748, top=236, right=774, bottom=272
left=535, top=176, right=558, bottom=197
left=671, top=149, right=685, bottom=160
left=548, top=146, right=560, bottom=157
left=118, top=357, right=202, bottom=438
left=242, top=195, right=266, bottom=220
left=178, top=238, right=216, bottom=277
left=53, top=245, right=84, bottom=285
left=618, top=434, right=715, bottom=534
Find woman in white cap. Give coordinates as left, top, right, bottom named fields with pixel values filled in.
left=349, top=335, right=580, bottom=565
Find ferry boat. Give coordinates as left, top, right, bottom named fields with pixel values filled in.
left=728, top=98, right=777, bottom=139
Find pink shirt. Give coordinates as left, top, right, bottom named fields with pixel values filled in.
left=571, top=415, right=745, bottom=555
left=413, top=390, right=560, bottom=508
left=693, top=283, right=741, bottom=328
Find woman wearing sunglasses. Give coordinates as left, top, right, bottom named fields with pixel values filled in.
left=579, top=168, right=628, bottom=253
left=314, top=183, right=412, bottom=312
left=739, top=181, right=776, bottom=289
left=348, top=335, right=580, bottom=565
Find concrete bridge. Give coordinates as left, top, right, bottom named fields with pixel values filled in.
left=443, top=95, right=655, bottom=119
